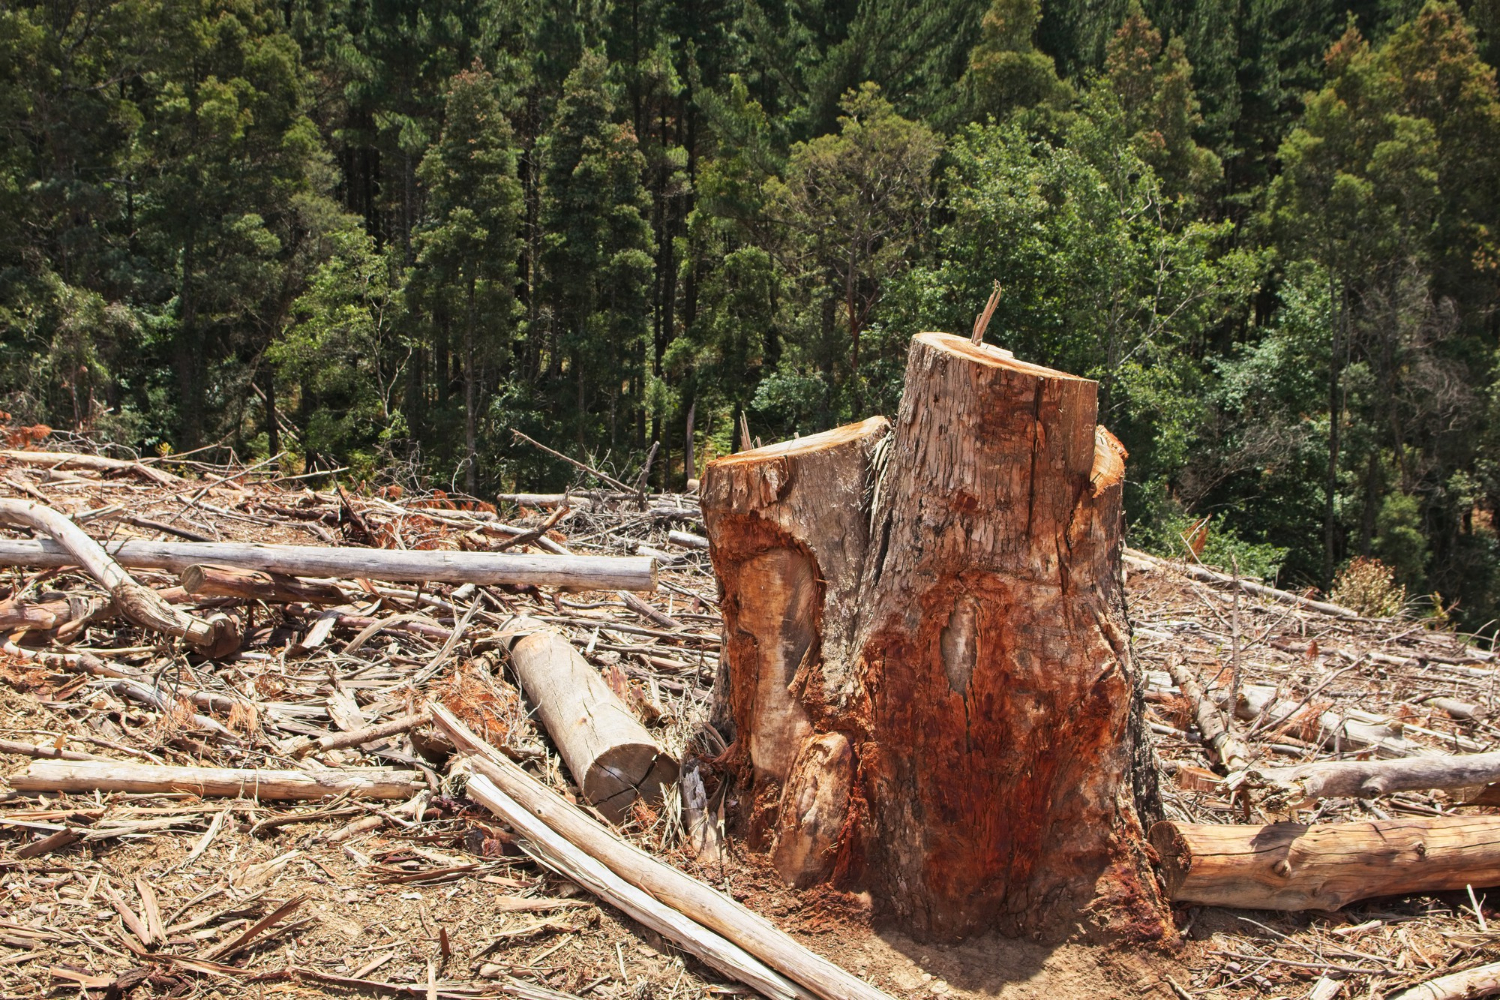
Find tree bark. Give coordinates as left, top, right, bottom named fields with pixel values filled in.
left=702, top=333, right=1168, bottom=943
left=1151, top=817, right=1500, bottom=911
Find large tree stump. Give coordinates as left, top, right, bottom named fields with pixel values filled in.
left=701, top=333, right=1168, bottom=943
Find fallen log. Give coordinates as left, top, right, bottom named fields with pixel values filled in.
left=498, top=617, right=677, bottom=821
left=429, top=703, right=893, bottom=1000
left=464, top=771, right=812, bottom=1000
left=1123, top=547, right=1359, bottom=619
left=179, top=564, right=347, bottom=604
left=7, top=760, right=422, bottom=800
left=1149, top=816, right=1500, bottom=910
left=1233, top=751, right=1500, bottom=810
left=0, top=537, right=656, bottom=592
left=0, top=499, right=240, bottom=656
left=1168, top=657, right=1251, bottom=773
left=0, top=593, right=110, bottom=632
left=1389, top=961, right=1500, bottom=1000
left=0, top=449, right=182, bottom=486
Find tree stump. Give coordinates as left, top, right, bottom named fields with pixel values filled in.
left=701, top=333, right=1168, bottom=942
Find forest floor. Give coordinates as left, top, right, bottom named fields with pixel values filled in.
left=0, top=443, right=1497, bottom=1000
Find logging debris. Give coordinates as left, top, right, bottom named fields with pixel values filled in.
left=1, top=442, right=1500, bottom=1000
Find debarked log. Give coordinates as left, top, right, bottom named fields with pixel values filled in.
left=1150, top=817, right=1500, bottom=910
left=0, top=537, right=657, bottom=591
left=7, top=760, right=422, bottom=800
left=1233, top=751, right=1500, bottom=810
left=498, top=616, right=677, bottom=821
left=0, top=499, right=240, bottom=656
left=429, top=702, right=894, bottom=1000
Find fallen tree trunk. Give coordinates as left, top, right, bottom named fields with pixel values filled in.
left=498, top=617, right=676, bottom=821
left=180, top=564, right=347, bottom=604
left=429, top=703, right=893, bottom=1000
left=1234, top=751, right=1500, bottom=810
left=1389, top=961, right=1500, bottom=1000
left=463, top=772, right=812, bottom=1000
left=0, top=537, right=657, bottom=591
left=1122, top=547, right=1360, bottom=619
left=0, top=449, right=182, bottom=486
left=8, top=760, right=421, bottom=800
left=1168, top=657, right=1251, bottom=773
left=1149, top=817, right=1500, bottom=910
left=0, top=499, right=240, bottom=656
left=702, top=334, right=1170, bottom=942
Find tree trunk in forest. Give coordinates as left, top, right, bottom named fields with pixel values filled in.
left=701, top=332, right=1169, bottom=944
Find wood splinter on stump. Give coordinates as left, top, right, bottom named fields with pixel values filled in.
left=702, top=332, right=1169, bottom=942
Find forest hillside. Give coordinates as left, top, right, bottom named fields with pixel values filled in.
left=4, top=0, right=1500, bottom=626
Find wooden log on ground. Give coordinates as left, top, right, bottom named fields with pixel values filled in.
left=0, top=537, right=656, bottom=591
left=1149, top=817, right=1500, bottom=910
left=7, top=760, right=421, bottom=800
left=702, top=333, right=1170, bottom=942
left=1168, top=657, right=1251, bottom=773
left=0, top=499, right=240, bottom=656
left=429, top=703, right=894, bottom=1000
left=0, top=738, right=106, bottom=762
left=463, top=772, right=812, bottom=1000
left=1389, top=961, right=1500, bottom=1000
left=499, top=617, right=677, bottom=821
left=0, top=594, right=110, bottom=632
left=1122, top=546, right=1360, bottom=619
left=179, top=564, right=347, bottom=604
left=1235, top=751, right=1500, bottom=810
left=0, top=449, right=182, bottom=486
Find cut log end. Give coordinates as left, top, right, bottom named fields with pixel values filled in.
left=585, top=744, right=680, bottom=821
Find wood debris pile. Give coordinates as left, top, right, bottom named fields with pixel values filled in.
left=1, top=438, right=1500, bottom=1000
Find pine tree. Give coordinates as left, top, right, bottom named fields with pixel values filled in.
left=411, top=63, right=524, bottom=492
left=965, top=0, right=1074, bottom=120
left=537, top=49, right=655, bottom=451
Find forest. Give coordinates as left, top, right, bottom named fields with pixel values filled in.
left=3, top=0, right=1500, bottom=625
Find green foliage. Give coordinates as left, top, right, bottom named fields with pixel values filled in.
left=6, top=0, right=1500, bottom=630
left=965, top=0, right=1073, bottom=120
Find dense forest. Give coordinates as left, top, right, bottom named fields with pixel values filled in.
left=4, top=0, right=1500, bottom=624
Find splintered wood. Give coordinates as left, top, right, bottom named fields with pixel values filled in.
left=703, top=333, right=1166, bottom=942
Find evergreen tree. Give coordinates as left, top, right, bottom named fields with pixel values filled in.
left=410, top=63, right=524, bottom=492
left=965, top=0, right=1074, bottom=120
left=537, top=49, right=655, bottom=452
